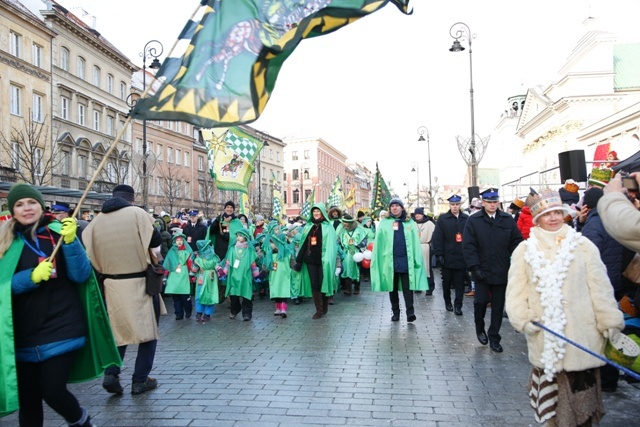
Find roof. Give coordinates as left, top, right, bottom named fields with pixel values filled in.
left=614, top=43, right=640, bottom=91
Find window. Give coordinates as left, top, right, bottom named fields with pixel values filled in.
left=93, top=110, right=100, bottom=131
left=120, top=120, right=128, bottom=141
left=184, top=151, right=190, bottom=167
left=92, top=66, right=100, bottom=86
left=11, top=142, right=20, bottom=171
left=305, top=189, right=311, bottom=200
left=157, top=177, right=164, bottom=196
left=176, top=181, right=182, bottom=197
left=77, top=57, right=85, bottom=79
left=107, top=74, right=113, bottom=94
left=292, top=151, right=298, bottom=161
left=167, top=147, right=173, bottom=163
left=156, top=144, right=163, bottom=160
left=277, top=171, right=281, bottom=181
left=107, top=163, right=116, bottom=182
left=276, top=152, right=280, bottom=162
left=34, top=148, right=43, bottom=176
left=60, top=96, right=69, bottom=120
left=303, top=168, right=309, bottom=180
left=184, top=181, right=190, bottom=199
left=61, top=151, right=70, bottom=175
left=78, top=104, right=85, bottom=126
left=269, top=149, right=273, bottom=160
left=10, top=85, right=21, bottom=116
left=293, top=189, right=300, bottom=204
left=198, top=182, right=204, bottom=200
left=32, top=94, right=43, bottom=123
left=10, top=32, right=21, bottom=58
left=304, top=150, right=310, bottom=159
left=135, top=138, right=142, bottom=154
left=198, top=156, right=204, bottom=171
left=283, top=190, right=287, bottom=204
left=175, top=122, right=182, bottom=134
left=32, top=44, right=42, bottom=67
left=77, top=155, right=86, bottom=177
left=175, top=149, right=182, bottom=165
left=107, top=116, right=114, bottom=136
left=292, top=169, right=299, bottom=180
left=120, top=81, right=126, bottom=100
left=60, top=47, right=69, bottom=71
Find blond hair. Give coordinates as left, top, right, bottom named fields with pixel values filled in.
left=0, top=219, right=17, bottom=259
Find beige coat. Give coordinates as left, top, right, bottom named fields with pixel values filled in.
left=506, top=225, right=624, bottom=373
left=598, top=192, right=640, bottom=253
left=84, top=205, right=160, bottom=346
left=416, top=221, right=435, bottom=278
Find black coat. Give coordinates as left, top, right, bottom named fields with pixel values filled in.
left=431, top=210, right=469, bottom=269
left=183, top=220, right=208, bottom=252
left=462, top=209, right=523, bottom=285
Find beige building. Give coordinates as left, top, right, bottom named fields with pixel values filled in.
left=0, top=0, right=56, bottom=187
left=41, top=1, right=135, bottom=210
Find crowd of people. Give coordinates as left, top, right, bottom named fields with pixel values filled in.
left=2, top=172, right=640, bottom=426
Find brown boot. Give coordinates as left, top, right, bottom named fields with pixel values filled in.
left=322, top=294, right=329, bottom=315
left=312, top=291, right=323, bottom=319
left=343, top=278, right=352, bottom=295
left=354, top=281, right=360, bottom=295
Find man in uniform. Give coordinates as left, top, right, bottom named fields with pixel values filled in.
left=183, top=210, right=208, bottom=252
left=462, top=188, right=523, bottom=353
left=432, top=195, right=468, bottom=315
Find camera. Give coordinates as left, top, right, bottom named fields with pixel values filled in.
left=620, top=173, right=639, bottom=191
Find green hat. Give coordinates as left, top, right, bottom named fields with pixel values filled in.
left=7, top=183, right=46, bottom=215
left=236, top=228, right=253, bottom=241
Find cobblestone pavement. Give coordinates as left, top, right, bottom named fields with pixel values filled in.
left=2, top=275, right=639, bottom=426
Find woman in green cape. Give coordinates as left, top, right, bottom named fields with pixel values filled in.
left=292, top=203, right=341, bottom=319
left=370, top=198, right=428, bottom=322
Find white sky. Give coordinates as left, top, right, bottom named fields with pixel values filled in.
left=24, top=0, right=640, bottom=194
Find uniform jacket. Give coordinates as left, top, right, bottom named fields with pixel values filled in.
left=84, top=198, right=161, bottom=346
left=182, top=220, right=208, bottom=252
left=506, top=225, right=624, bottom=372
left=431, top=210, right=468, bottom=269
left=462, top=208, right=523, bottom=284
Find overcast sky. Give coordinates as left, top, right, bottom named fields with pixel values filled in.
left=24, top=0, right=640, bottom=194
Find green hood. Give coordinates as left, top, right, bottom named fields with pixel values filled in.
left=310, top=202, right=330, bottom=223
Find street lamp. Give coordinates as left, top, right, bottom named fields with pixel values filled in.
left=410, top=161, right=420, bottom=209
left=449, top=22, right=479, bottom=200
left=140, top=40, right=163, bottom=209
left=417, top=126, right=433, bottom=213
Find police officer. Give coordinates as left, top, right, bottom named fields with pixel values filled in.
left=183, top=210, right=208, bottom=252
left=431, top=195, right=468, bottom=315
left=462, top=188, right=523, bottom=353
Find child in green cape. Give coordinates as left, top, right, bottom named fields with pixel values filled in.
left=189, top=239, right=220, bottom=323
left=163, top=231, right=193, bottom=320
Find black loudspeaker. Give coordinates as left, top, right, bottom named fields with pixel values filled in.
left=468, top=186, right=480, bottom=201
left=558, top=150, right=587, bottom=182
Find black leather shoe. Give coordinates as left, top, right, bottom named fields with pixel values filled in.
left=425, top=290, right=433, bottom=296
left=407, top=314, right=416, bottom=322
left=477, top=331, right=488, bottom=345
left=445, top=303, right=453, bottom=312
left=391, top=314, right=400, bottom=321
left=454, top=307, right=463, bottom=315
left=490, top=341, right=503, bottom=353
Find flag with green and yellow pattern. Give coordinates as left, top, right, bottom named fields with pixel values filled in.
left=370, top=163, right=391, bottom=219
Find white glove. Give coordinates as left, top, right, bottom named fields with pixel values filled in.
left=605, top=328, right=621, bottom=342
left=523, top=322, right=541, bottom=335
left=335, top=267, right=342, bottom=276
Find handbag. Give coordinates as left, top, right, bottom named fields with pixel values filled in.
left=623, top=253, right=640, bottom=284
left=146, top=250, right=165, bottom=296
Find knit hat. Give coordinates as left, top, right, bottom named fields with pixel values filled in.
left=389, top=197, right=404, bottom=208
left=255, top=214, right=264, bottom=222
left=235, top=228, right=252, bottom=241
left=582, top=187, right=604, bottom=209
left=224, top=200, right=236, bottom=210
left=525, top=188, right=571, bottom=224
left=7, top=183, right=46, bottom=215
left=112, top=184, right=135, bottom=202
left=414, top=207, right=425, bottom=215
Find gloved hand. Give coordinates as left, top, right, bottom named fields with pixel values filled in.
left=31, top=260, right=54, bottom=284
left=335, top=267, right=342, bottom=277
left=604, top=328, right=621, bottom=342
left=60, top=218, right=77, bottom=244
left=437, top=256, right=445, bottom=267
left=216, top=266, right=225, bottom=278
left=292, top=262, right=302, bottom=272
left=472, top=267, right=486, bottom=282
left=523, top=322, right=541, bottom=335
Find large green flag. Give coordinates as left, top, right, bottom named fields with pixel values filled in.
left=130, top=0, right=413, bottom=128
left=300, top=187, right=315, bottom=220
left=370, top=163, right=391, bottom=218
left=327, top=176, right=343, bottom=208
left=271, top=171, right=286, bottom=224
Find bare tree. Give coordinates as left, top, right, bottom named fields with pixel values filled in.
left=196, top=170, right=217, bottom=219
left=0, top=113, right=60, bottom=185
left=157, top=160, right=189, bottom=215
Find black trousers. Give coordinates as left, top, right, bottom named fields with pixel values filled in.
left=442, top=268, right=465, bottom=308
left=105, top=339, right=158, bottom=384
left=474, top=282, right=506, bottom=343
left=17, top=350, right=83, bottom=426
left=230, top=295, right=253, bottom=317
left=389, top=272, right=414, bottom=316
left=172, top=294, right=192, bottom=317
left=306, top=263, right=324, bottom=293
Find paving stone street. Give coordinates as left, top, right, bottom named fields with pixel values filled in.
left=2, top=273, right=639, bottom=426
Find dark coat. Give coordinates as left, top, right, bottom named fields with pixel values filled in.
left=462, top=209, right=523, bottom=285
left=182, top=220, right=208, bottom=252
left=431, top=210, right=469, bottom=269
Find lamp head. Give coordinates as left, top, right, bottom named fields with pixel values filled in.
left=411, top=167, right=416, bottom=172
left=149, top=57, right=162, bottom=69
left=449, top=40, right=465, bottom=52
left=418, top=135, right=426, bottom=141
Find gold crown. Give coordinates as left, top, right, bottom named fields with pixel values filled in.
left=525, top=189, right=563, bottom=219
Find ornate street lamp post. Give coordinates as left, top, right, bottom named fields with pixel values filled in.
left=417, top=126, right=433, bottom=213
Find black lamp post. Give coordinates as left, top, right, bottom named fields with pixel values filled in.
left=449, top=22, right=478, bottom=199
left=140, top=40, right=163, bottom=209
left=417, top=126, right=433, bottom=213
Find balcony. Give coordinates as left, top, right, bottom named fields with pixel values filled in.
left=0, top=166, right=17, bottom=183
left=91, top=180, right=116, bottom=194
left=60, top=177, right=71, bottom=188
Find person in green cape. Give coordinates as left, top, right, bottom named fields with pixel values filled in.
left=336, top=213, right=369, bottom=295
left=219, top=228, right=260, bottom=321
left=292, top=203, right=341, bottom=319
left=0, top=183, right=120, bottom=425
left=287, top=223, right=304, bottom=305
left=163, top=230, right=194, bottom=320
left=370, top=198, right=429, bottom=322
left=189, top=239, right=220, bottom=323
left=262, top=226, right=293, bottom=318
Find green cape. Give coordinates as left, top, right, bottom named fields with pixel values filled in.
left=298, top=203, right=338, bottom=296
left=0, top=221, right=121, bottom=417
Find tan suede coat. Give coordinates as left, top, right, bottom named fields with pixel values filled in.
left=83, top=205, right=160, bottom=346
left=506, top=225, right=624, bottom=373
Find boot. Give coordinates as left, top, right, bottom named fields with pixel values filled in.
left=354, top=281, right=360, bottom=295
left=322, top=294, right=329, bottom=315
left=312, top=291, right=323, bottom=319
left=343, top=278, right=352, bottom=295
left=280, top=302, right=288, bottom=318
